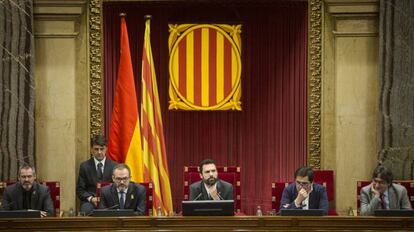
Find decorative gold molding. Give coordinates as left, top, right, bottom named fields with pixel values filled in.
left=88, top=1, right=323, bottom=167
left=89, top=0, right=104, bottom=136
left=308, top=0, right=322, bottom=169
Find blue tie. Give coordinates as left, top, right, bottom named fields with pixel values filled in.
left=119, top=191, right=125, bottom=209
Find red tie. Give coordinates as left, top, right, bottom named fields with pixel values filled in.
left=380, top=194, right=386, bottom=209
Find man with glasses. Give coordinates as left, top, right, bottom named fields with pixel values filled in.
left=1, top=164, right=54, bottom=217
left=360, top=165, right=411, bottom=216
left=279, top=166, right=328, bottom=215
left=76, top=135, right=117, bottom=215
left=99, top=163, right=146, bottom=215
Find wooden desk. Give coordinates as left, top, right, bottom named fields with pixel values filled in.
left=1, top=216, right=413, bottom=231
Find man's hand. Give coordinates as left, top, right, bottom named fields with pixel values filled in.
left=371, top=183, right=381, bottom=198
left=40, top=210, right=48, bottom=217
left=207, top=185, right=220, bottom=200
left=294, top=188, right=309, bottom=206
left=90, top=197, right=99, bottom=207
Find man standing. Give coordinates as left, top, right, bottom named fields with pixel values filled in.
left=189, top=159, right=233, bottom=201
left=1, top=164, right=54, bottom=217
left=360, top=165, right=412, bottom=215
left=99, top=164, right=146, bottom=215
left=76, top=135, right=117, bottom=214
left=280, top=166, right=329, bottom=215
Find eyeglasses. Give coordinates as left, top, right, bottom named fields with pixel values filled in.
left=114, top=177, right=130, bottom=182
left=296, top=181, right=311, bottom=186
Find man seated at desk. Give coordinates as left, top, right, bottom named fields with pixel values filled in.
left=280, top=166, right=328, bottom=215
left=189, top=159, right=233, bottom=201
left=360, top=165, right=412, bottom=216
left=1, top=164, right=54, bottom=217
left=99, top=163, right=146, bottom=215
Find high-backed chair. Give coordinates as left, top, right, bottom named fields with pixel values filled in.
left=0, top=180, right=60, bottom=217
left=96, top=181, right=153, bottom=216
left=357, top=180, right=414, bottom=214
left=183, top=166, right=241, bottom=213
left=272, top=170, right=337, bottom=215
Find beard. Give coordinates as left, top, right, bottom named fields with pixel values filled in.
left=203, top=177, right=217, bottom=186
left=117, top=183, right=128, bottom=191
left=21, top=182, right=33, bottom=191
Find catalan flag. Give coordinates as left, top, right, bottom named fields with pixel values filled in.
left=141, top=16, right=173, bottom=215
left=108, top=16, right=144, bottom=183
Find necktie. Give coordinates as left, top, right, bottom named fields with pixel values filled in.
left=97, top=162, right=103, bottom=181
left=380, top=194, right=386, bottom=209
left=119, top=191, right=125, bottom=209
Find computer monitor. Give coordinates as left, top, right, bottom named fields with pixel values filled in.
left=182, top=200, right=234, bottom=216
left=92, top=209, right=135, bottom=217
left=280, top=209, right=325, bottom=216
left=0, top=210, right=41, bottom=218
left=374, top=209, right=414, bottom=217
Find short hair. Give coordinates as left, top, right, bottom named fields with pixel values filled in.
left=91, top=134, right=107, bottom=146
left=112, top=163, right=131, bottom=176
left=294, top=166, right=314, bottom=182
left=199, top=159, right=216, bottom=173
left=372, top=165, right=393, bottom=184
left=18, top=163, right=36, bottom=176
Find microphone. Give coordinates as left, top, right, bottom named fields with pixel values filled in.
left=193, top=192, right=203, bottom=201
left=217, top=192, right=224, bottom=200
left=104, top=204, right=120, bottom=210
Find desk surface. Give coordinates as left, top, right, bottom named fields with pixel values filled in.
left=1, top=216, right=413, bottom=231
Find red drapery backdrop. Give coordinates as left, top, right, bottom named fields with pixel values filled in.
left=103, top=1, right=308, bottom=215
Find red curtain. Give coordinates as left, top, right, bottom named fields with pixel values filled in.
left=103, top=1, right=308, bottom=215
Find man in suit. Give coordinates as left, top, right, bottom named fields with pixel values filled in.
left=1, top=164, right=54, bottom=217
left=360, top=165, right=412, bottom=216
left=280, top=166, right=329, bottom=215
left=99, top=163, right=146, bottom=215
left=189, top=159, right=233, bottom=201
left=76, top=135, right=117, bottom=215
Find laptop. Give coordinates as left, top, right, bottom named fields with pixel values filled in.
left=182, top=200, right=234, bottom=216
left=280, top=209, right=325, bottom=216
left=92, top=209, right=135, bottom=217
left=374, top=209, right=414, bottom=217
left=0, top=210, right=41, bottom=218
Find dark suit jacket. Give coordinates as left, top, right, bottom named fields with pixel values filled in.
left=1, top=182, right=54, bottom=216
left=76, top=157, right=117, bottom=202
left=99, top=182, right=146, bottom=215
left=189, top=179, right=233, bottom=201
left=279, top=182, right=329, bottom=215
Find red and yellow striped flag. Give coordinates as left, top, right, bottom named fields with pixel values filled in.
left=108, top=16, right=144, bottom=183
left=141, top=16, right=173, bottom=215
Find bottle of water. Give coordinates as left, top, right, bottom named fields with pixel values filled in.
left=256, top=205, right=263, bottom=216
left=348, top=207, right=354, bottom=216
left=157, top=206, right=163, bottom=216
left=69, top=207, right=75, bottom=217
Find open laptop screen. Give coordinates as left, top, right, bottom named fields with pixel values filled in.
left=374, top=209, right=414, bottom=217
left=182, top=200, right=234, bottom=216
left=0, top=210, right=41, bottom=218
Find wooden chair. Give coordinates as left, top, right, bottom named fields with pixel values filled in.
left=183, top=166, right=241, bottom=213
left=96, top=181, right=153, bottom=216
